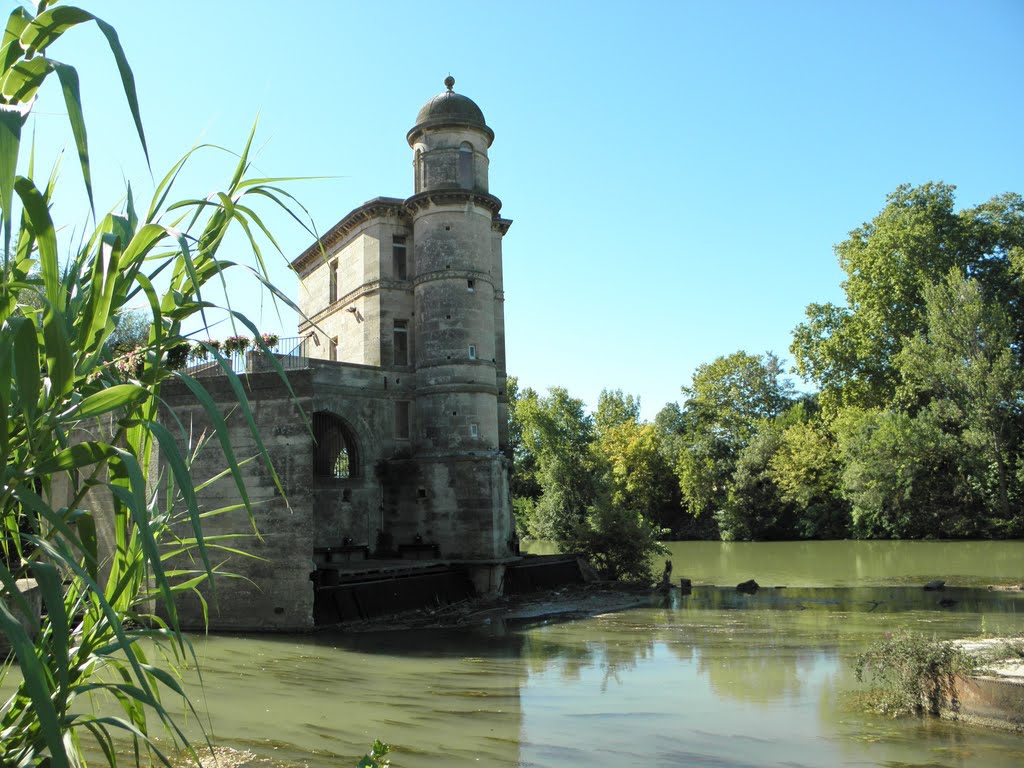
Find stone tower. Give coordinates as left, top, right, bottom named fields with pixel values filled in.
left=158, top=78, right=517, bottom=632
left=288, top=77, right=513, bottom=562
left=405, top=76, right=511, bottom=557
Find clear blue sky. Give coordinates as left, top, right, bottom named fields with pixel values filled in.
left=15, top=0, right=1024, bottom=419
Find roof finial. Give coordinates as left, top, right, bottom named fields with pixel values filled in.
left=444, top=75, right=455, bottom=92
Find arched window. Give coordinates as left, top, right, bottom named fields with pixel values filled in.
left=458, top=142, right=474, bottom=189
left=312, top=411, right=359, bottom=479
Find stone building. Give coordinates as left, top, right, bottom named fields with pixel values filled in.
left=161, top=77, right=517, bottom=630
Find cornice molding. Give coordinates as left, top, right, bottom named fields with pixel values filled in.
left=291, top=192, right=511, bottom=275
left=404, top=190, right=502, bottom=216
left=292, top=197, right=409, bottom=274
left=413, top=269, right=494, bottom=289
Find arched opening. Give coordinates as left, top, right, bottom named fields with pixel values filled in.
left=312, top=411, right=360, bottom=480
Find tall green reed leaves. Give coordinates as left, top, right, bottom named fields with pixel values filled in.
left=1, top=3, right=307, bottom=765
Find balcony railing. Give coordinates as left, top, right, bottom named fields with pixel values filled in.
left=183, top=336, right=314, bottom=376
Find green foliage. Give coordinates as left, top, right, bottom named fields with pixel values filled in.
left=718, top=425, right=797, bottom=541
left=511, top=385, right=600, bottom=540
left=770, top=420, right=850, bottom=538
left=106, top=308, right=151, bottom=354
left=834, top=407, right=986, bottom=538
left=595, top=388, right=640, bottom=434
left=0, top=3, right=305, bottom=765
left=596, top=421, right=679, bottom=529
left=897, top=272, right=1023, bottom=527
left=675, top=351, right=795, bottom=530
left=508, top=184, right=1023, bottom=549
left=357, top=739, right=392, bottom=768
left=788, top=182, right=1024, bottom=539
left=508, top=383, right=669, bottom=580
left=792, top=182, right=1024, bottom=414
left=681, top=351, right=794, bottom=449
left=854, top=629, right=973, bottom=717
left=506, top=377, right=541, bottom=509
left=562, top=502, right=667, bottom=582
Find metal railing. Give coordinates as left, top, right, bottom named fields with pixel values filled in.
left=183, top=336, right=314, bottom=376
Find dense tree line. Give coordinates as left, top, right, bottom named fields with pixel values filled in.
left=511, top=183, right=1024, bottom=544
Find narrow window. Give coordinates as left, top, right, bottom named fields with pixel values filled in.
left=329, top=260, right=338, bottom=304
left=393, top=236, right=407, bottom=281
left=329, top=336, right=338, bottom=361
left=469, top=424, right=479, bottom=439
left=468, top=344, right=477, bottom=360
left=467, top=279, right=475, bottom=292
left=393, top=320, right=409, bottom=366
left=395, top=401, right=410, bottom=440
left=458, top=142, right=474, bottom=189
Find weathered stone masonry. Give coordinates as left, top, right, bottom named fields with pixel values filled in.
left=162, top=78, right=515, bottom=630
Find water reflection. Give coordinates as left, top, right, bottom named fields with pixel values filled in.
left=52, top=541, right=1024, bottom=766
left=158, top=595, right=1024, bottom=768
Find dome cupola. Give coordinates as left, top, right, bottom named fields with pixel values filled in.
left=408, top=76, right=494, bottom=147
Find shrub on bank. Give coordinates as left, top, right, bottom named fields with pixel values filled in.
left=854, top=629, right=973, bottom=716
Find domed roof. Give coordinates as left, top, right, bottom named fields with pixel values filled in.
left=408, top=76, right=493, bottom=145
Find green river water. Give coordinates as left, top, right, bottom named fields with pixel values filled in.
left=29, top=541, right=1024, bottom=766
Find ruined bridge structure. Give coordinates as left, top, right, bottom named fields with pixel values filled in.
left=160, top=78, right=548, bottom=631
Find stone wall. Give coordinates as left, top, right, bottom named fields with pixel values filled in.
left=160, top=370, right=316, bottom=631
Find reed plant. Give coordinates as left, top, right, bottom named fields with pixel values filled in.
left=0, top=2, right=307, bottom=765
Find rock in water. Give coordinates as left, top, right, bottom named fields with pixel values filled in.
left=736, top=579, right=759, bottom=594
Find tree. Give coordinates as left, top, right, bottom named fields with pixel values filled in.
left=896, top=272, right=1023, bottom=527
left=562, top=502, right=666, bottom=582
left=834, top=408, right=986, bottom=538
left=513, top=386, right=600, bottom=539
left=675, top=351, right=795, bottom=527
left=718, top=424, right=797, bottom=541
left=506, top=376, right=542, bottom=507
left=792, top=183, right=1024, bottom=413
left=681, top=351, right=795, bottom=449
left=769, top=419, right=850, bottom=538
left=595, top=388, right=640, bottom=435
left=0, top=4, right=304, bottom=764
left=595, top=420, right=678, bottom=529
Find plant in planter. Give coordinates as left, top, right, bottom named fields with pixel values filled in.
left=189, top=339, right=223, bottom=361
left=166, top=342, right=191, bottom=371
left=260, top=332, right=280, bottom=348
left=223, top=335, right=251, bottom=354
